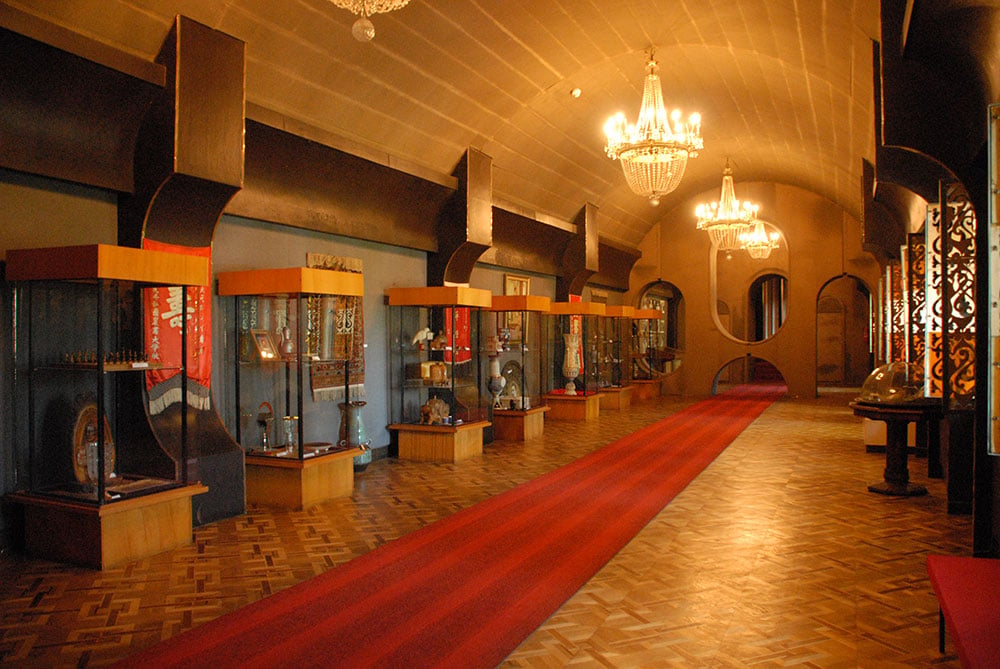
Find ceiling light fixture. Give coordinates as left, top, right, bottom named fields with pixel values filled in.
left=604, top=49, right=703, bottom=206
left=329, top=0, right=411, bottom=42
left=739, top=220, right=782, bottom=260
left=695, top=159, right=759, bottom=251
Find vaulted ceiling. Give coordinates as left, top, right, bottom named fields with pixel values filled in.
left=4, top=1, right=995, bottom=250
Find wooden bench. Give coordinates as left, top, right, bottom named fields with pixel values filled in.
left=926, top=554, right=1000, bottom=667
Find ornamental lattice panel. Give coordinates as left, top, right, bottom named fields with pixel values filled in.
left=906, top=234, right=926, bottom=378
left=941, top=181, right=976, bottom=411
left=924, top=204, right=944, bottom=398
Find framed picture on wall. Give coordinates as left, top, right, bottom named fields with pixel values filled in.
left=503, top=274, right=530, bottom=345
left=504, top=273, right=530, bottom=296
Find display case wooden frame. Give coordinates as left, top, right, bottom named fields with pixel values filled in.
left=386, top=286, right=491, bottom=462
left=217, top=266, right=365, bottom=509
left=598, top=305, right=635, bottom=410
left=631, top=308, right=664, bottom=399
left=488, top=294, right=552, bottom=441
left=544, top=301, right=605, bottom=420
left=5, top=244, right=210, bottom=568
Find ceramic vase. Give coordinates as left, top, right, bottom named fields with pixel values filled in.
left=338, top=401, right=372, bottom=471
left=562, top=332, right=581, bottom=395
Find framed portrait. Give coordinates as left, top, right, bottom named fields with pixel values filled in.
left=503, top=273, right=530, bottom=296
left=251, top=329, right=277, bottom=360
left=502, top=274, right=530, bottom=344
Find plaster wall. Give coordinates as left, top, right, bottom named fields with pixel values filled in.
left=627, top=182, right=881, bottom=399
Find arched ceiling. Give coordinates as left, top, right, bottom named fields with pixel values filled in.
left=8, top=0, right=881, bottom=248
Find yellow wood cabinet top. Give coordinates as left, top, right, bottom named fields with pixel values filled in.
left=548, top=301, right=607, bottom=316
left=633, top=308, right=663, bottom=320
left=604, top=305, right=635, bottom=318
left=4, top=244, right=209, bottom=286
left=217, top=267, right=364, bottom=297
left=490, top=294, right=551, bottom=313
left=386, top=285, right=493, bottom=308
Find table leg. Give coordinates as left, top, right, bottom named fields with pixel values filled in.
left=868, top=419, right=928, bottom=496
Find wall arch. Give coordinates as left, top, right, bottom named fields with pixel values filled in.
left=711, top=355, right=788, bottom=394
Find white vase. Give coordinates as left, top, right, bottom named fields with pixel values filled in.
left=562, top=332, right=581, bottom=395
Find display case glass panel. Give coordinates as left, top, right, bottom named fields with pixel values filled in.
left=598, top=306, right=633, bottom=389
left=485, top=295, right=551, bottom=413
left=387, top=287, right=489, bottom=427
left=9, top=245, right=207, bottom=506
left=545, top=302, right=605, bottom=396
left=218, top=268, right=366, bottom=461
left=632, top=308, right=665, bottom=380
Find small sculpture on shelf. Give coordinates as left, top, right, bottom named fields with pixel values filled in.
left=419, top=397, right=450, bottom=425
left=487, top=355, right=507, bottom=409
left=411, top=327, right=434, bottom=349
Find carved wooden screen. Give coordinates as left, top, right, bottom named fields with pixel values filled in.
left=989, top=102, right=1000, bottom=454
left=884, top=261, right=906, bottom=361
left=941, top=181, right=976, bottom=411
left=924, top=204, right=944, bottom=398
left=906, top=234, right=926, bottom=374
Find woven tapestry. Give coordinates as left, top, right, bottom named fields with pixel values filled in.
left=306, top=254, right=365, bottom=402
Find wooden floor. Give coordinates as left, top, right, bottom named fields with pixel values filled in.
left=0, top=389, right=970, bottom=667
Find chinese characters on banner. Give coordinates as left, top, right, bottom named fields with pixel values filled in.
left=142, top=239, right=212, bottom=414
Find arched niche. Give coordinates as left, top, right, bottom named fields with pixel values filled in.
left=709, top=226, right=789, bottom=343
left=634, top=281, right=685, bottom=377
left=712, top=355, right=787, bottom=394
left=816, top=275, right=873, bottom=389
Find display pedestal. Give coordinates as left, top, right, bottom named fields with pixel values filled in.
left=9, top=483, right=208, bottom=569
left=631, top=379, right=660, bottom=400
left=492, top=406, right=550, bottom=441
left=544, top=393, right=601, bottom=421
left=599, top=385, right=633, bottom=411
left=245, top=449, right=360, bottom=510
left=850, top=401, right=941, bottom=497
left=389, top=421, right=489, bottom=462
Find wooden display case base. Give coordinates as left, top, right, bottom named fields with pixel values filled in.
left=544, top=393, right=601, bottom=421
left=492, top=406, right=550, bottom=441
left=631, top=379, right=661, bottom=400
left=389, top=421, right=489, bottom=463
left=599, top=385, right=633, bottom=411
left=245, top=448, right=361, bottom=510
left=8, top=483, right=208, bottom=569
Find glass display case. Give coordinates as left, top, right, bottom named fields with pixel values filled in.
left=6, top=244, right=210, bottom=568
left=598, top=306, right=634, bottom=410
left=217, top=267, right=366, bottom=509
left=544, top=301, right=605, bottom=420
left=631, top=307, right=664, bottom=399
left=387, top=286, right=491, bottom=462
left=486, top=294, right=552, bottom=441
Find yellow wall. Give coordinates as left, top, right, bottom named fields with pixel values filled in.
left=628, top=182, right=882, bottom=398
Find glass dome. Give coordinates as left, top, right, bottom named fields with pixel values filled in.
left=857, top=361, right=924, bottom=404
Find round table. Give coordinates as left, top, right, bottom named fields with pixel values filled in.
left=850, top=400, right=942, bottom=497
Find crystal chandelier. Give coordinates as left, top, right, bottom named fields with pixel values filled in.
left=329, top=0, right=411, bottom=42
left=739, top=220, right=782, bottom=260
left=604, top=51, right=703, bottom=206
left=694, top=159, right=760, bottom=251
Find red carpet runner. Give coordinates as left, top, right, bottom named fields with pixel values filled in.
left=117, top=384, right=784, bottom=668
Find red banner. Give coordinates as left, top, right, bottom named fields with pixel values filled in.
left=142, top=239, right=212, bottom=413
left=444, top=307, right=471, bottom=364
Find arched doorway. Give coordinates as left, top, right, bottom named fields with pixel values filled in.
left=635, top=281, right=685, bottom=377
left=816, top=275, right=872, bottom=390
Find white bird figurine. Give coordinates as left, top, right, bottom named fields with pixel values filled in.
left=411, top=327, right=434, bottom=346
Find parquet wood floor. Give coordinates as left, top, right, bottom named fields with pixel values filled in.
left=0, top=390, right=970, bottom=667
